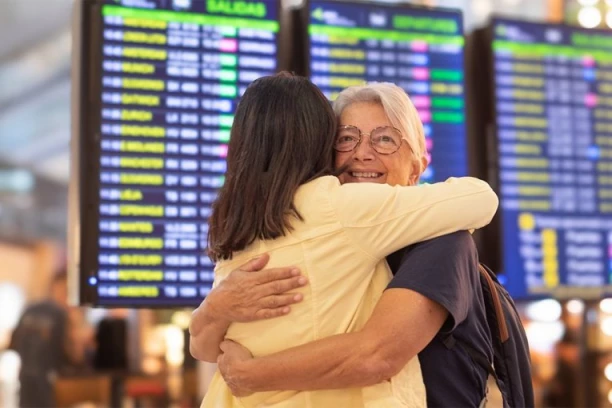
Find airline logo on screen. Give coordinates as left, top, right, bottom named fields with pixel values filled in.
left=311, top=7, right=357, bottom=27
left=494, top=22, right=553, bottom=43
left=172, top=0, right=192, bottom=9
left=311, top=5, right=458, bottom=34
left=494, top=23, right=536, bottom=42
left=206, top=0, right=267, bottom=18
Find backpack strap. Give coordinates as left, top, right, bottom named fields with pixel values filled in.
left=442, top=332, right=496, bottom=378
left=461, top=340, right=498, bottom=380
left=441, top=264, right=510, bottom=383
left=478, top=264, right=509, bottom=343
left=442, top=333, right=500, bottom=399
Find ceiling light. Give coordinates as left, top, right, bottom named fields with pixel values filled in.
left=578, top=7, right=602, bottom=28
left=602, top=299, right=612, bottom=314
left=567, top=299, right=584, bottom=314
left=526, top=299, right=562, bottom=322
left=605, top=363, right=612, bottom=381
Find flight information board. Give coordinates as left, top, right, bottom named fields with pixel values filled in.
left=307, top=1, right=467, bottom=183
left=492, top=18, right=612, bottom=299
left=80, top=0, right=278, bottom=306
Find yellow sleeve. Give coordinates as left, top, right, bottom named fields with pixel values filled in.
left=329, top=177, right=498, bottom=260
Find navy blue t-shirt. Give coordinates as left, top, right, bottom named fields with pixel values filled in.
left=386, top=231, right=493, bottom=408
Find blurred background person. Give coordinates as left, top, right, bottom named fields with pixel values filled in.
left=9, top=270, right=91, bottom=407
left=543, top=331, right=580, bottom=408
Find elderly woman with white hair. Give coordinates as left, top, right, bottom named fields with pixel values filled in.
left=191, top=79, right=498, bottom=408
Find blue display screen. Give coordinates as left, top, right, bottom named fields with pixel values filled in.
left=492, top=18, right=612, bottom=299
left=90, top=0, right=278, bottom=306
left=308, top=1, right=468, bottom=183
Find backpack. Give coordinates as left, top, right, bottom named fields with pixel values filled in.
left=443, top=263, right=535, bottom=408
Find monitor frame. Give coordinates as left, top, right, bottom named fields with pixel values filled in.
left=69, top=0, right=285, bottom=307
left=471, top=16, right=612, bottom=300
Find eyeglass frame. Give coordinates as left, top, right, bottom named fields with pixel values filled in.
left=334, top=125, right=408, bottom=155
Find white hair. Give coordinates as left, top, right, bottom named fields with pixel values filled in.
left=332, top=83, right=427, bottom=173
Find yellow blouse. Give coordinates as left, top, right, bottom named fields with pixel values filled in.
left=201, top=176, right=498, bottom=408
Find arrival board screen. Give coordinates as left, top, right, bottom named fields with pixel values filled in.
left=492, top=18, right=612, bottom=299
left=86, top=0, right=278, bottom=306
left=308, top=1, right=467, bottom=183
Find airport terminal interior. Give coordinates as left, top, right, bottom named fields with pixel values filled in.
left=4, top=0, right=612, bottom=406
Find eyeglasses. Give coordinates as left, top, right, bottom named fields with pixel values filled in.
left=334, top=125, right=405, bottom=155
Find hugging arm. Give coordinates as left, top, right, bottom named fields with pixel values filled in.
left=193, top=178, right=496, bottom=368
left=218, top=233, right=475, bottom=395
left=218, top=177, right=498, bottom=388
left=332, top=177, right=498, bottom=258
left=218, top=288, right=446, bottom=394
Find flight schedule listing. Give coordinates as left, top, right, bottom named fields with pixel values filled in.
left=94, top=0, right=278, bottom=305
left=493, top=19, right=612, bottom=299
left=309, top=1, right=468, bottom=183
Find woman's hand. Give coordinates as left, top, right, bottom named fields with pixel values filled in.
left=218, top=340, right=255, bottom=397
left=196, top=254, right=308, bottom=327
left=189, top=254, right=308, bottom=363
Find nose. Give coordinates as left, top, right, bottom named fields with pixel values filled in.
left=352, top=136, right=376, bottom=162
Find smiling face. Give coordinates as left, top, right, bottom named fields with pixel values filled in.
left=335, top=101, right=420, bottom=187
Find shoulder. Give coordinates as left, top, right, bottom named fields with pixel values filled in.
left=388, top=232, right=478, bottom=288
left=388, top=232, right=481, bottom=329
left=421, top=230, right=475, bottom=249
left=23, top=301, right=56, bottom=317
left=294, top=176, right=339, bottom=204
left=399, top=231, right=476, bottom=263
left=303, top=175, right=340, bottom=190
left=299, top=176, right=391, bottom=194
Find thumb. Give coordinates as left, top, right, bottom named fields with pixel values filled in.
left=220, top=340, right=233, bottom=352
left=240, top=253, right=270, bottom=272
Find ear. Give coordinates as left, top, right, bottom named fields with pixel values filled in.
left=420, top=156, right=429, bottom=171
left=408, top=157, right=428, bottom=186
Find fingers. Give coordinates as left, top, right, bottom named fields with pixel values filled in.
left=219, top=340, right=236, bottom=353
left=259, top=274, right=308, bottom=296
left=254, top=266, right=303, bottom=285
left=240, top=253, right=270, bottom=272
left=254, top=307, right=292, bottom=320
left=261, top=293, right=303, bottom=309
left=251, top=293, right=304, bottom=319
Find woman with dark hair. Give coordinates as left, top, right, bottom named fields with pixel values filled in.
left=201, top=73, right=498, bottom=407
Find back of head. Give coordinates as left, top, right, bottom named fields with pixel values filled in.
left=49, top=270, right=68, bottom=308
left=333, top=83, right=427, bottom=173
left=208, top=73, right=337, bottom=261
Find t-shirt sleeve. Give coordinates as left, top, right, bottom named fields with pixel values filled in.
left=386, top=231, right=478, bottom=332
left=329, top=176, right=498, bottom=261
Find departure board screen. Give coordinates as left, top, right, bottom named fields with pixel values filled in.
left=308, top=1, right=467, bottom=183
left=80, top=0, right=279, bottom=306
left=492, top=18, right=612, bottom=299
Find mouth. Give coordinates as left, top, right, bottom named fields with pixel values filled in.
left=347, top=171, right=384, bottom=179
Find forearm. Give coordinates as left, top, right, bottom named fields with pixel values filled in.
left=233, top=332, right=391, bottom=392
left=222, top=290, right=446, bottom=395
left=190, top=299, right=231, bottom=363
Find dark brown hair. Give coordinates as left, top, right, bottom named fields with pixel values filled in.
left=207, top=73, right=337, bottom=261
